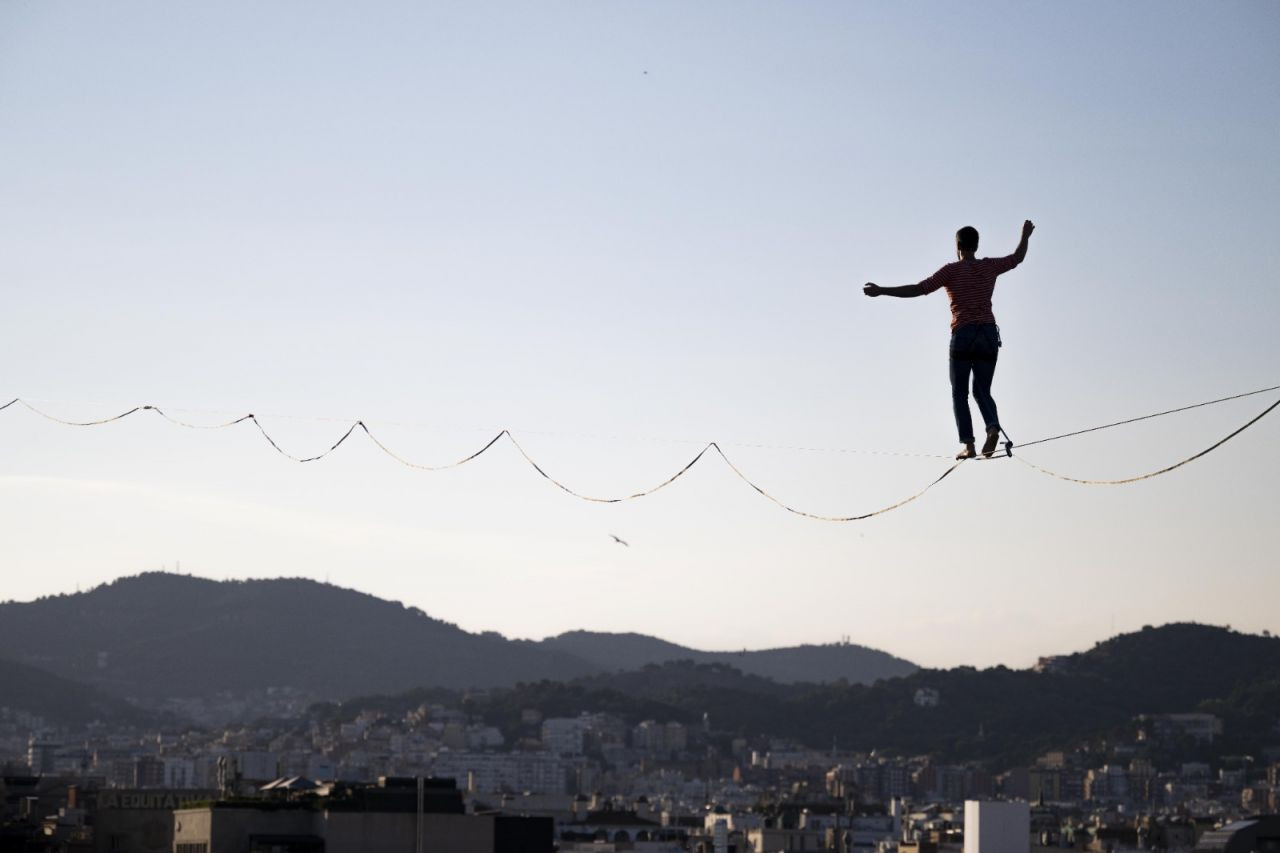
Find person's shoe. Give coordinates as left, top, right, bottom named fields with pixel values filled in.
left=956, top=443, right=977, bottom=460
left=981, top=427, right=1001, bottom=458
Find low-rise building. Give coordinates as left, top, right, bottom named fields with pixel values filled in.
left=93, top=787, right=216, bottom=853
left=171, top=777, right=552, bottom=853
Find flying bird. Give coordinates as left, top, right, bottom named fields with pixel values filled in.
left=609, top=534, right=630, bottom=547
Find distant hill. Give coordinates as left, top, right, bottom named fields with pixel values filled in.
left=0, top=573, right=592, bottom=700
left=380, top=623, right=1280, bottom=769
left=1055, top=622, right=1280, bottom=709
left=779, top=623, right=1280, bottom=765
left=540, top=630, right=915, bottom=685
left=0, top=573, right=914, bottom=703
left=0, top=656, right=156, bottom=727
left=703, top=623, right=1280, bottom=765
left=13, top=576, right=1265, bottom=769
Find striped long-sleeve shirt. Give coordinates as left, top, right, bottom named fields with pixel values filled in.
left=918, top=254, right=1022, bottom=331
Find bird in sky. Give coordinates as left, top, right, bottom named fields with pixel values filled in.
left=609, top=534, right=630, bottom=547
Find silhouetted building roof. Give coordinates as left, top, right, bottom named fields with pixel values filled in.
left=1195, top=817, right=1280, bottom=853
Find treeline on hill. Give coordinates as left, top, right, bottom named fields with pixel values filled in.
left=0, top=573, right=914, bottom=700
left=310, top=624, right=1280, bottom=769
left=0, top=658, right=161, bottom=728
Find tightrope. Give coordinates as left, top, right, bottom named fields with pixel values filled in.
left=1013, top=384, right=1280, bottom=450
left=2, top=385, right=1277, bottom=520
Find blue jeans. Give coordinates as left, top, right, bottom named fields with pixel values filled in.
left=949, top=323, right=1001, bottom=444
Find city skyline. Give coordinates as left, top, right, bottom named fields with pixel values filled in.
left=2, top=1, right=1278, bottom=670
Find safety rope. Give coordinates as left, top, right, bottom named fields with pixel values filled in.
left=150, top=406, right=254, bottom=430
left=248, top=416, right=360, bottom=464
left=2, top=384, right=1277, bottom=520
left=17, top=399, right=143, bottom=426
left=359, top=423, right=508, bottom=472
left=1009, top=395, right=1280, bottom=485
left=711, top=444, right=965, bottom=521
left=506, top=433, right=713, bottom=503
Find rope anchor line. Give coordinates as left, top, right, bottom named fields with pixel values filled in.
left=2, top=385, right=1277, bottom=521
left=1011, top=396, right=1280, bottom=485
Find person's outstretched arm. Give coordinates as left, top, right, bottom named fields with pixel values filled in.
left=864, top=265, right=947, bottom=298
left=863, top=282, right=928, bottom=297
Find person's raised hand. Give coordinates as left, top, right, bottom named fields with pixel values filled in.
left=1022, top=219, right=1035, bottom=238
left=863, top=282, right=882, bottom=297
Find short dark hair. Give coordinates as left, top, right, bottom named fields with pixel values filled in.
left=956, top=226, right=979, bottom=253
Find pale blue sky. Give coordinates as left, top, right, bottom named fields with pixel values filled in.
left=2, top=1, right=1277, bottom=668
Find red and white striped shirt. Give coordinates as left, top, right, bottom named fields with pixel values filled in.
left=918, top=254, right=1022, bottom=331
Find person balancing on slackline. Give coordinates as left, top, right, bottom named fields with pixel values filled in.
left=863, top=220, right=1035, bottom=460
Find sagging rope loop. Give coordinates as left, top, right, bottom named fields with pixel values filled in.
left=2, top=384, right=1277, bottom=520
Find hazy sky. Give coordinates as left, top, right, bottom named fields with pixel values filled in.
left=2, top=1, right=1277, bottom=669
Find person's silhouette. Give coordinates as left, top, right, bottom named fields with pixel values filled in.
left=864, top=220, right=1035, bottom=459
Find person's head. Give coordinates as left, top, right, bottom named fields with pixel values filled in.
left=956, top=226, right=979, bottom=258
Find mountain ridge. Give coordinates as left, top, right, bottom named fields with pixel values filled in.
left=312, top=622, right=1280, bottom=769
left=0, top=572, right=914, bottom=703
left=540, top=629, right=916, bottom=685
left=4, top=574, right=1275, bottom=766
